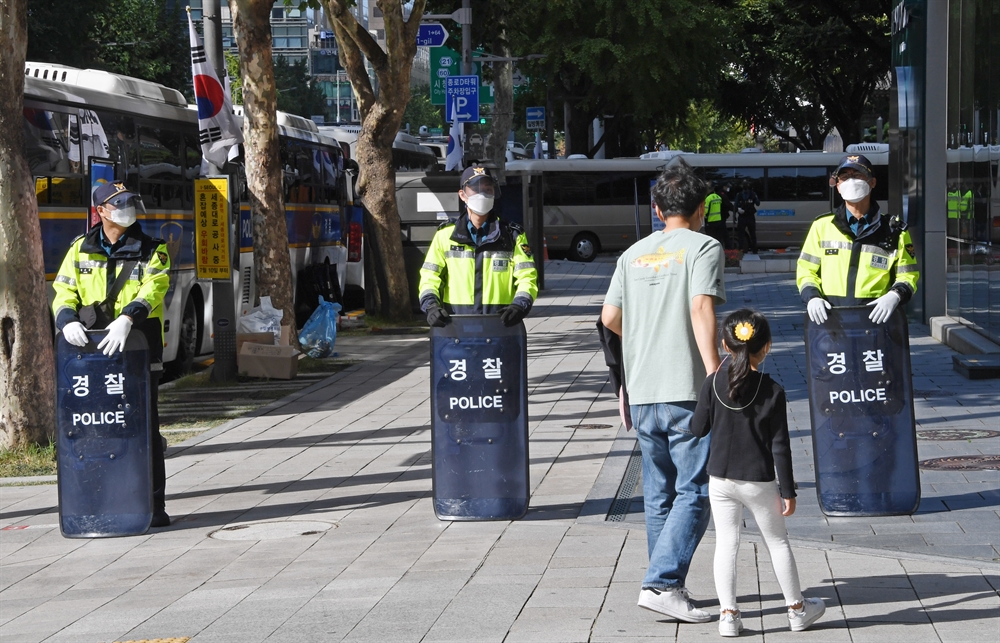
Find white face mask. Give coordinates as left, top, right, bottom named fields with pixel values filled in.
left=466, top=194, right=494, bottom=215
left=838, top=178, right=871, bottom=203
left=107, top=205, right=137, bottom=227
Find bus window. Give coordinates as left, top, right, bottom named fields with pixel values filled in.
left=545, top=173, right=591, bottom=205
left=698, top=167, right=735, bottom=188
left=799, top=166, right=832, bottom=200
left=594, top=175, right=637, bottom=206
left=766, top=167, right=797, bottom=200
left=95, top=111, right=137, bottom=180
left=734, top=167, right=763, bottom=194
left=23, top=107, right=86, bottom=206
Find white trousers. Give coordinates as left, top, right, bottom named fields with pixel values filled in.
left=709, top=476, right=803, bottom=611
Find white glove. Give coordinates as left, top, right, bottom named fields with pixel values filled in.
left=62, top=321, right=89, bottom=347
left=807, top=298, right=831, bottom=325
left=737, top=207, right=745, bottom=215
left=97, top=315, right=133, bottom=356
left=867, top=291, right=901, bottom=324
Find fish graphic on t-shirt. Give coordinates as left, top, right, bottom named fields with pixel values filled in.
left=630, top=247, right=685, bottom=271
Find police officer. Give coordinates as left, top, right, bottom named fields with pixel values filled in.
left=703, top=183, right=726, bottom=248
left=735, top=180, right=760, bottom=254
left=52, top=182, right=172, bottom=528
left=797, top=154, right=919, bottom=325
left=418, top=166, right=538, bottom=327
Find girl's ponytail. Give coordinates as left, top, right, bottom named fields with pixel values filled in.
left=721, top=309, right=771, bottom=401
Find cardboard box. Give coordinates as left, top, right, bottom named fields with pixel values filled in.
left=238, top=342, right=299, bottom=380
left=236, top=332, right=275, bottom=354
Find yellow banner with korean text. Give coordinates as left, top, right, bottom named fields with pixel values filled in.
left=194, top=177, right=231, bottom=279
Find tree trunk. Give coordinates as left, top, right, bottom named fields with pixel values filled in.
left=487, top=10, right=513, bottom=185
left=229, top=0, right=296, bottom=335
left=0, top=0, right=56, bottom=448
left=323, top=0, right=424, bottom=321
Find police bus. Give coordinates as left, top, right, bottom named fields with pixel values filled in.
left=317, top=125, right=439, bottom=172
left=24, top=62, right=360, bottom=375
left=502, top=147, right=889, bottom=261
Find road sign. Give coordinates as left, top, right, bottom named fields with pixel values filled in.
left=416, top=23, right=448, bottom=47
left=526, top=106, right=545, bottom=131
left=430, top=46, right=494, bottom=106
left=445, top=75, right=479, bottom=123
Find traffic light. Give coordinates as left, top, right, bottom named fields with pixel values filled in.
left=479, top=117, right=487, bottom=124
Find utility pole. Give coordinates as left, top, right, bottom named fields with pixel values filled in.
left=201, top=0, right=236, bottom=383
left=202, top=0, right=224, bottom=80
left=461, top=0, right=472, bottom=75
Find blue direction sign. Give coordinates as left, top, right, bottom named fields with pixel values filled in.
left=417, top=23, right=449, bottom=47
left=446, top=75, right=479, bottom=123
left=526, top=106, right=545, bottom=131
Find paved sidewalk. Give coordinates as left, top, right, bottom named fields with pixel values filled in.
left=1, top=259, right=997, bottom=642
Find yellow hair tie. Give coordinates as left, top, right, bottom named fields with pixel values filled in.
left=734, top=321, right=755, bottom=342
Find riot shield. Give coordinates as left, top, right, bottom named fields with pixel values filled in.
left=430, top=315, right=529, bottom=520
left=805, top=306, right=920, bottom=516
left=56, top=330, right=152, bottom=537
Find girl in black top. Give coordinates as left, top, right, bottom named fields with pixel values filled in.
left=692, top=309, right=825, bottom=637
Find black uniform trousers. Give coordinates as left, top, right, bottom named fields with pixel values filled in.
left=737, top=215, right=757, bottom=253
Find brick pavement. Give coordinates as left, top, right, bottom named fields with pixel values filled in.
left=0, top=259, right=997, bottom=642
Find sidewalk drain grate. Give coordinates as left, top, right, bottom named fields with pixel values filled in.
left=916, top=429, right=1000, bottom=441
left=566, top=423, right=614, bottom=430
left=607, top=442, right=643, bottom=522
left=919, top=456, right=1000, bottom=471
left=209, top=520, right=336, bottom=541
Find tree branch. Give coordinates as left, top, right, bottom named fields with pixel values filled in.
left=323, top=0, right=387, bottom=70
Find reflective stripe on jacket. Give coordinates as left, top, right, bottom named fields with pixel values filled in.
left=418, top=213, right=538, bottom=314
left=704, top=193, right=722, bottom=223
left=796, top=203, right=919, bottom=306
left=52, top=223, right=171, bottom=365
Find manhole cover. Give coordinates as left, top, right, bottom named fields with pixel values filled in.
left=919, top=456, right=1000, bottom=471
left=917, top=429, right=1000, bottom=441
left=209, top=520, right=335, bottom=541
left=566, top=424, right=614, bottom=430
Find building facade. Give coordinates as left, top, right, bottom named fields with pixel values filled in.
left=891, top=0, right=999, bottom=347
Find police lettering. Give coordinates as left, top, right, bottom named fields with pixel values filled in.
left=449, top=395, right=504, bottom=410
left=72, top=411, right=126, bottom=426
left=828, top=388, right=887, bottom=404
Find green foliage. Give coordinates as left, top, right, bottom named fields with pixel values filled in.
left=658, top=101, right=758, bottom=154
left=226, top=52, right=243, bottom=105
left=429, top=0, right=728, bottom=156
left=26, top=0, right=188, bottom=92
left=0, top=442, right=56, bottom=478
left=274, top=56, right=327, bottom=118
left=402, top=85, right=445, bottom=132
left=718, top=0, right=892, bottom=148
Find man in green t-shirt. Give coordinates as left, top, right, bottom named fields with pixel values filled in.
left=602, top=160, right=726, bottom=624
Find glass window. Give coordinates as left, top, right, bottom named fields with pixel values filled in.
left=799, top=166, right=831, bottom=200
left=765, top=167, right=797, bottom=200
left=545, top=173, right=592, bottom=206
left=138, top=127, right=183, bottom=180
left=272, top=8, right=284, bottom=20
left=274, top=38, right=288, bottom=49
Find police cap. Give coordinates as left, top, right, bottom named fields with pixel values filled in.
left=835, top=154, right=874, bottom=180
left=460, top=165, right=498, bottom=195
left=93, top=181, right=138, bottom=208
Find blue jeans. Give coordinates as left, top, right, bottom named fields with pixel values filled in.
left=631, top=401, right=711, bottom=590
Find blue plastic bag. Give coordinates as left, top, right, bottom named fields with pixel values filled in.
left=298, top=296, right=342, bottom=358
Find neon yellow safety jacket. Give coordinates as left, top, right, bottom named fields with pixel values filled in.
left=52, top=223, right=170, bottom=366
left=947, top=190, right=962, bottom=219
left=418, top=214, right=538, bottom=314
left=704, top=193, right=723, bottom=224
left=796, top=203, right=919, bottom=307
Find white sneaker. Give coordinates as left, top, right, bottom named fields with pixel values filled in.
left=719, top=610, right=743, bottom=637
left=788, top=597, right=825, bottom=631
left=637, top=586, right=711, bottom=623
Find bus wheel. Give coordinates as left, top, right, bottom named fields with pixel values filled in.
left=167, top=300, right=198, bottom=378
left=569, top=233, right=599, bottom=262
